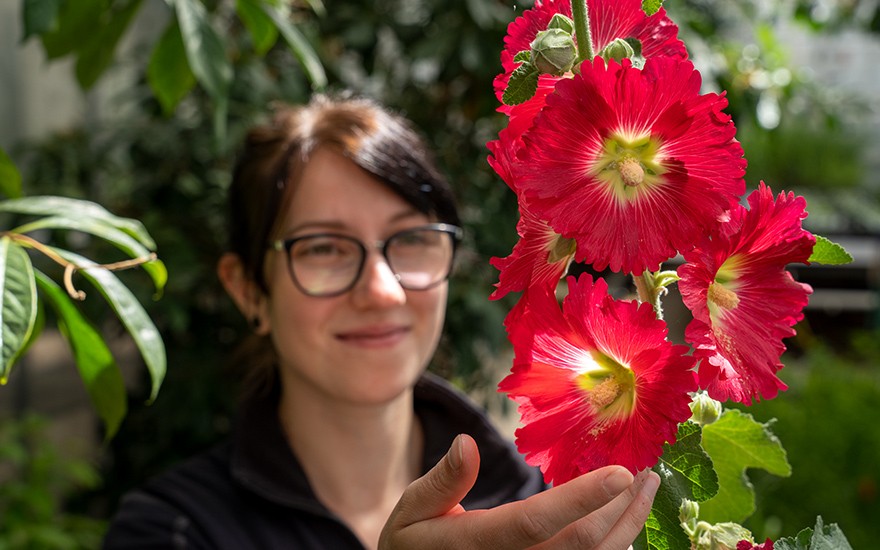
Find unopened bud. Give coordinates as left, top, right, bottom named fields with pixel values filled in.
left=690, top=392, right=723, bottom=426
left=547, top=13, right=575, bottom=34
left=600, top=38, right=636, bottom=63
left=530, top=29, right=577, bottom=76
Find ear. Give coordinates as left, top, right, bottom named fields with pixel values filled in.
left=217, top=252, right=271, bottom=335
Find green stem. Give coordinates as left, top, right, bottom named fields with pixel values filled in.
left=571, top=0, right=595, bottom=64
left=633, top=271, right=664, bottom=319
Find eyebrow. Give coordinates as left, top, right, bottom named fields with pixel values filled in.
left=284, top=209, right=425, bottom=236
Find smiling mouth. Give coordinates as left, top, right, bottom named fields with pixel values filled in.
left=336, top=326, right=410, bottom=347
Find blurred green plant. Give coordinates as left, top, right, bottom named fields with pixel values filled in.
left=0, top=415, right=106, bottom=549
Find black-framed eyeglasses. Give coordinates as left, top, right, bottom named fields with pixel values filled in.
left=271, top=223, right=463, bottom=297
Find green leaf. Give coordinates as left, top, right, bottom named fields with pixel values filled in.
left=502, top=63, right=539, bottom=106
left=34, top=271, right=127, bottom=440
left=0, top=148, right=23, bottom=199
left=75, top=0, right=144, bottom=89
left=173, top=0, right=233, bottom=100
left=39, top=0, right=103, bottom=59
left=513, top=50, right=531, bottom=64
left=635, top=422, right=718, bottom=550
left=808, top=235, right=853, bottom=265
left=0, top=196, right=156, bottom=249
left=236, top=0, right=279, bottom=55
left=775, top=516, right=854, bottom=550
left=260, top=2, right=328, bottom=90
left=641, top=0, right=664, bottom=17
left=147, top=20, right=197, bottom=116
left=22, top=0, right=62, bottom=40
left=12, top=215, right=167, bottom=296
left=699, top=409, right=791, bottom=523
left=57, top=250, right=165, bottom=402
left=0, top=237, right=38, bottom=384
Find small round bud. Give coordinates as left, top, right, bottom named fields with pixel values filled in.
left=530, top=29, right=577, bottom=76
left=600, top=38, right=636, bottom=63
left=690, top=391, right=723, bottom=426
left=547, top=13, right=575, bottom=34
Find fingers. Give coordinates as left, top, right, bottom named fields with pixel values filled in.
left=380, top=434, right=481, bottom=546
left=532, top=469, right=660, bottom=550
left=473, top=465, right=636, bottom=549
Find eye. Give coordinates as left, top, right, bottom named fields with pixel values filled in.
left=292, top=236, right=359, bottom=263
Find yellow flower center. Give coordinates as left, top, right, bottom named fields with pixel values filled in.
left=575, top=351, right=636, bottom=420
left=708, top=282, right=740, bottom=310
left=590, top=133, right=666, bottom=204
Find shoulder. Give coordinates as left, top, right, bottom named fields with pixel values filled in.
left=103, top=442, right=252, bottom=549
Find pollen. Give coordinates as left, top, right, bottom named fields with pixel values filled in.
left=588, top=377, right=622, bottom=410
left=618, top=157, right=645, bottom=187
left=708, top=282, right=740, bottom=310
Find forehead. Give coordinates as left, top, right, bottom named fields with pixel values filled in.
left=281, top=147, right=420, bottom=232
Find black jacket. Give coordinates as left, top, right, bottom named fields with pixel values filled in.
left=103, top=374, right=546, bottom=548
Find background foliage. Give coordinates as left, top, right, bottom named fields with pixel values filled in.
left=3, top=0, right=879, bottom=547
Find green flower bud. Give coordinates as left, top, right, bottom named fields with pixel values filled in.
left=679, top=499, right=700, bottom=537
left=689, top=391, right=723, bottom=426
left=599, top=38, right=636, bottom=63
left=530, top=28, right=577, bottom=76
left=547, top=13, right=575, bottom=34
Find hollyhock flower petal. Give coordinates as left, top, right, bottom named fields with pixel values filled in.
left=498, top=274, right=697, bottom=483
left=515, top=56, right=746, bottom=274
left=490, top=200, right=575, bottom=300
left=679, top=182, right=815, bottom=405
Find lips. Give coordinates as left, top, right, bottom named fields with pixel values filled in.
left=336, top=325, right=410, bottom=348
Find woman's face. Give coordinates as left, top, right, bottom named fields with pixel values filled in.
left=262, top=147, right=448, bottom=407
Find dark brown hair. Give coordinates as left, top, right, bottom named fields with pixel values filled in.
left=226, top=93, right=460, bottom=395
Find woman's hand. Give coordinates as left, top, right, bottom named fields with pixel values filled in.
left=380, top=434, right=659, bottom=549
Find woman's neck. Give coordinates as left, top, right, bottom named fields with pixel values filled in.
left=277, top=380, right=424, bottom=549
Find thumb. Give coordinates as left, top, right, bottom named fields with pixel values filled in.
left=387, top=434, right=480, bottom=528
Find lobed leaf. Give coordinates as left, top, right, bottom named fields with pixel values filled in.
left=34, top=271, right=127, bottom=440
left=0, top=196, right=156, bottom=249
left=148, top=19, right=197, bottom=115
left=808, top=235, right=853, bottom=265
left=635, top=422, right=718, bottom=550
left=0, top=237, right=38, bottom=384
left=641, top=0, right=664, bottom=17
left=56, top=250, right=165, bottom=402
left=502, top=63, right=539, bottom=106
left=699, top=409, right=791, bottom=524
left=775, top=516, right=854, bottom=550
left=0, top=148, right=23, bottom=199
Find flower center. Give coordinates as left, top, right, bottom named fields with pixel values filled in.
left=708, top=282, right=740, bottom=310
left=575, top=351, right=636, bottom=420
left=548, top=233, right=576, bottom=263
left=590, top=133, right=666, bottom=203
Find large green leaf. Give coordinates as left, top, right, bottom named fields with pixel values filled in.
left=23, top=0, right=62, bottom=40
left=75, top=0, right=144, bottom=89
left=39, top=0, right=104, bottom=59
left=57, top=250, right=165, bottom=402
left=635, top=422, right=718, bottom=550
left=261, top=2, right=327, bottom=90
left=0, top=237, right=38, bottom=384
left=808, top=235, right=853, bottom=265
left=0, top=148, right=22, bottom=199
left=699, top=409, right=791, bottom=524
left=173, top=0, right=233, bottom=100
left=0, top=196, right=156, bottom=249
left=147, top=20, right=197, bottom=116
left=775, top=517, right=853, bottom=550
left=236, top=0, right=279, bottom=55
left=13, top=215, right=167, bottom=296
left=34, top=271, right=126, bottom=440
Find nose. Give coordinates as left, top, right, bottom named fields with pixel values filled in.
left=350, top=251, right=406, bottom=308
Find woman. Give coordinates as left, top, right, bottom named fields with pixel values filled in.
left=103, top=94, right=659, bottom=549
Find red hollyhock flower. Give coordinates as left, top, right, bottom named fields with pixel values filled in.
left=737, top=539, right=774, bottom=550
left=514, top=56, right=746, bottom=274
left=679, top=182, right=815, bottom=405
left=494, top=0, right=688, bottom=138
left=498, top=274, right=697, bottom=483
left=490, top=200, right=575, bottom=300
